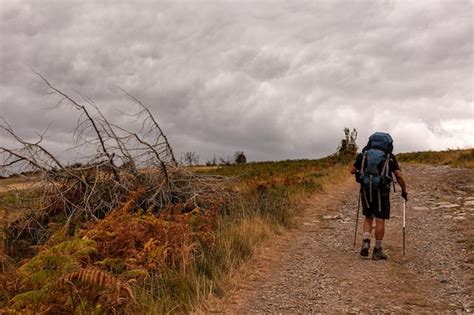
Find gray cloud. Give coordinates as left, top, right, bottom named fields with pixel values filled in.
left=1, top=0, right=472, bottom=163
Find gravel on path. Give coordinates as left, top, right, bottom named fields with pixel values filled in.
left=212, top=164, right=473, bottom=313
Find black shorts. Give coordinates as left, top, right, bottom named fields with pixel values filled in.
left=361, top=188, right=390, bottom=219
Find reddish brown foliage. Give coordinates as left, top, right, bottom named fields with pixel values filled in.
left=58, top=268, right=135, bottom=306
left=82, top=189, right=219, bottom=272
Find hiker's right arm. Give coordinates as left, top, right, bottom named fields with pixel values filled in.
left=394, top=170, right=407, bottom=198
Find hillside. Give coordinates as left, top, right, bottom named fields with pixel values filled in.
left=397, top=148, right=474, bottom=169
left=0, top=154, right=349, bottom=313
left=1, top=149, right=473, bottom=313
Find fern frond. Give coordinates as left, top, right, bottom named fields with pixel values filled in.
left=52, top=239, right=97, bottom=256
left=71, top=245, right=98, bottom=259
left=20, top=254, right=76, bottom=273
left=58, top=269, right=135, bottom=304
left=21, top=269, right=59, bottom=288
left=11, top=288, right=50, bottom=309
left=20, top=238, right=96, bottom=273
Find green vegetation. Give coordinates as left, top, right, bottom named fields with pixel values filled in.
left=1, top=85, right=357, bottom=313
left=197, top=156, right=340, bottom=183
left=1, top=155, right=350, bottom=313
left=397, top=148, right=474, bottom=169
left=128, top=157, right=349, bottom=313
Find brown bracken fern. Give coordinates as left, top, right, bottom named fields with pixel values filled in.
left=58, top=268, right=135, bottom=304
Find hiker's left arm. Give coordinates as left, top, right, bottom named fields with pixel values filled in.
left=350, top=153, right=363, bottom=174
left=350, top=165, right=357, bottom=174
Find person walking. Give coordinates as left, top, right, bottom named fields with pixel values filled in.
left=350, top=132, right=408, bottom=260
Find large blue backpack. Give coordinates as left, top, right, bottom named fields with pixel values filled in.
left=358, top=132, right=394, bottom=209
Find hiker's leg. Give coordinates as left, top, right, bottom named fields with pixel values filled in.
left=372, top=218, right=388, bottom=259
left=361, top=203, right=374, bottom=256
left=360, top=215, right=373, bottom=256
left=373, top=193, right=389, bottom=259
left=375, top=218, right=385, bottom=241
left=363, top=216, right=373, bottom=234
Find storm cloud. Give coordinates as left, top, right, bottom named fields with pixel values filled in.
left=0, top=0, right=473, bottom=162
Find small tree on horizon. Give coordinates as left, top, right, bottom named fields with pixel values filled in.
left=218, top=155, right=232, bottom=166
left=337, top=128, right=358, bottom=161
left=183, top=152, right=199, bottom=166
left=206, top=155, right=217, bottom=166
left=234, top=151, right=247, bottom=164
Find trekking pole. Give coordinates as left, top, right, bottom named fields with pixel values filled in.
left=402, top=199, right=406, bottom=256
left=392, top=172, right=397, bottom=192
left=353, top=190, right=361, bottom=248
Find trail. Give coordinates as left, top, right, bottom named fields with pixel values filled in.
left=214, top=164, right=473, bottom=313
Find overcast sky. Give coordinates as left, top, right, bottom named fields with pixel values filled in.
left=0, top=0, right=473, bottom=162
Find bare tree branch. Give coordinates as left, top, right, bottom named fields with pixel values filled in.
left=1, top=71, right=231, bottom=251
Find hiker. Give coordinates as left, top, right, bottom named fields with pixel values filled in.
left=350, top=132, right=407, bottom=260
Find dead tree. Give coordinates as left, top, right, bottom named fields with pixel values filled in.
left=0, top=72, right=230, bottom=249
left=183, top=152, right=199, bottom=166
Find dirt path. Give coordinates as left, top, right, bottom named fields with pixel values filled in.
left=214, top=164, right=473, bottom=313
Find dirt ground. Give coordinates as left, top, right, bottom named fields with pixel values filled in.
left=210, top=164, right=473, bottom=313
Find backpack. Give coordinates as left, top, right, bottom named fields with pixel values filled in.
left=357, top=132, right=394, bottom=210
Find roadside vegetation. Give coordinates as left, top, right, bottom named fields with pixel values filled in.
left=397, top=148, right=474, bottom=169
left=0, top=157, right=347, bottom=314
left=0, top=74, right=356, bottom=314
left=0, top=157, right=350, bottom=314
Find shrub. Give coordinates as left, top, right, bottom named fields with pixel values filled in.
left=234, top=151, right=247, bottom=164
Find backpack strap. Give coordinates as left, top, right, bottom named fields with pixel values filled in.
left=378, top=190, right=382, bottom=212
left=369, top=175, right=373, bottom=202
left=363, top=188, right=370, bottom=208
left=360, top=151, right=367, bottom=175
left=381, top=153, right=390, bottom=177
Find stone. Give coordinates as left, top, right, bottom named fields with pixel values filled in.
left=464, top=200, right=474, bottom=206
left=322, top=214, right=341, bottom=220
left=434, top=201, right=452, bottom=206
left=435, top=204, right=460, bottom=209
left=413, top=206, right=429, bottom=211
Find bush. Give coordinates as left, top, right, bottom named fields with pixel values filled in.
left=234, top=151, right=247, bottom=164
left=336, top=127, right=358, bottom=162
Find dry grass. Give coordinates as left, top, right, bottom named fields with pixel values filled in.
left=397, top=148, right=474, bottom=169
left=1, top=156, right=351, bottom=313
left=0, top=177, right=40, bottom=194
left=128, top=160, right=351, bottom=314
left=0, top=75, right=360, bottom=313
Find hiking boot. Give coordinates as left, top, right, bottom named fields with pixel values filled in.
left=372, top=247, right=388, bottom=260
left=360, top=239, right=370, bottom=257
